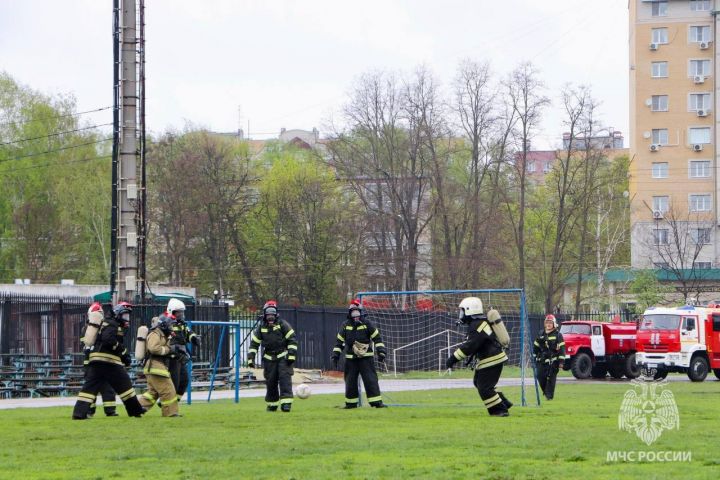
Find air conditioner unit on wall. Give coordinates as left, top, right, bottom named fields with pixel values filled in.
left=697, top=109, right=708, bottom=117
left=653, top=210, right=664, bottom=220
left=693, top=144, right=704, bottom=152
left=649, top=43, right=659, bottom=51
left=694, top=75, right=706, bottom=84
left=650, top=144, right=660, bottom=152
left=700, top=41, right=710, bottom=50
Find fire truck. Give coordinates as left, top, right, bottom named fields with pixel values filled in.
left=635, top=304, right=720, bottom=382
left=559, top=320, right=639, bottom=380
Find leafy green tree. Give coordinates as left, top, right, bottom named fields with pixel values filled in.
left=630, top=270, right=670, bottom=312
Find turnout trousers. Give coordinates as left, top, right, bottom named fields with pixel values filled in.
left=84, top=364, right=117, bottom=416
left=72, top=362, right=143, bottom=419
left=344, top=357, right=383, bottom=407
left=537, top=362, right=559, bottom=400
left=473, top=363, right=509, bottom=415
left=263, top=358, right=294, bottom=409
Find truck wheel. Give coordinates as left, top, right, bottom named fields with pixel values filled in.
left=688, top=355, right=708, bottom=382
left=653, top=369, right=668, bottom=380
left=591, top=364, right=607, bottom=379
left=608, top=364, right=625, bottom=379
left=625, top=353, right=641, bottom=379
left=571, top=352, right=592, bottom=379
left=714, top=369, right=720, bottom=380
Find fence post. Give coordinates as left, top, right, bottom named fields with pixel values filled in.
left=1, top=298, right=11, bottom=358
left=57, top=299, right=65, bottom=359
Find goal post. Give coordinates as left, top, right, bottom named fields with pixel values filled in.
left=357, top=288, right=539, bottom=406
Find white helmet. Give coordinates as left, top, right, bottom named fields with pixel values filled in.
left=167, top=298, right=186, bottom=314
left=458, top=297, right=483, bottom=321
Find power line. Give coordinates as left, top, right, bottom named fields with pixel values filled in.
left=0, top=123, right=113, bottom=146
left=0, top=106, right=114, bottom=128
left=0, top=155, right=111, bottom=176
left=0, top=138, right=112, bottom=164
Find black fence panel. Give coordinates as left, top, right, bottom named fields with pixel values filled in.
left=277, top=305, right=347, bottom=371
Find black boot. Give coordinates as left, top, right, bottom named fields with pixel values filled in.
left=343, top=403, right=358, bottom=409
left=498, top=392, right=513, bottom=410
left=370, top=401, right=388, bottom=408
left=281, top=404, right=291, bottom=412
left=104, top=407, right=119, bottom=417
left=267, top=405, right=278, bottom=412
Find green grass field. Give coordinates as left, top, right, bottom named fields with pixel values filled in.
left=0, top=380, right=718, bottom=479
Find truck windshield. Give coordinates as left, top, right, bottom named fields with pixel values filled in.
left=639, top=314, right=680, bottom=330
left=559, top=324, right=591, bottom=335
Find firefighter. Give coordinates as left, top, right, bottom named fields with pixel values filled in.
left=165, top=298, right=200, bottom=402
left=80, top=302, right=117, bottom=417
left=331, top=300, right=387, bottom=409
left=533, top=314, right=566, bottom=400
left=72, top=302, right=144, bottom=419
left=248, top=301, right=297, bottom=412
left=139, top=316, right=183, bottom=417
left=445, top=297, right=511, bottom=417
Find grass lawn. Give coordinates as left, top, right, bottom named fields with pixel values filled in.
left=0, top=380, right=718, bottom=479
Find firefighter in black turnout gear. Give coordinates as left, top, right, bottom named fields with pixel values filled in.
left=72, top=302, right=144, bottom=419
left=533, top=314, right=566, bottom=400
left=446, top=297, right=511, bottom=417
left=331, top=300, right=387, bottom=408
left=80, top=302, right=117, bottom=417
left=248, top=301, right=298, bottom=412
left=166, top=298, right=200, bottom=402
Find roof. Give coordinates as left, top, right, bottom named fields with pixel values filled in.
left=566, top=268, right=720, bottom=284
left=93, top=291, right=196, bottom=304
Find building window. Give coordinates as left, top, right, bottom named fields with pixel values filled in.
left=689, top=160, right=710, bottom=178
left=689, top=59, right=711, bottom=76
left=653, top=196, right=669, bottom=213
left=653, top=229, right=669, bottom=245
left=652, top=129, right=669, bottom=145
left=654, top=262, right=669, bottom=269
left=691, top=228, right=712, bottom=245
left=689, top=194, right=712, bottom=212
left=652, top=162, right=668, bottom=178
left=689, top=26, right=710, bottom=43
left=690, top=0, right=711, bottom=12
left=543, top=162, right=552, bottom=173
left=652, top=61, right=668, bottom=78
left=689, top=127, right=711, bottom=144
left=652, top=1, right=668, bottom=16
left=527, top=161, right=535, bottom=173
left=651, top=95, right=669, bottom=111
left=652, top=28, right=669, bottom=44
left=689, top=93, right=710, bottom=111
left=693, top=261, right=712, bottom=269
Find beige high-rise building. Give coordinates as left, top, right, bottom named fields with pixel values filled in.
left=630, top=0, right=717, bottom=269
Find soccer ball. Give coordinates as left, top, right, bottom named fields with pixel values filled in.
left=295, top=383, right=311, bottom=399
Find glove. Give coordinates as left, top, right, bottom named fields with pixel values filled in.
left=377, top=351, right=386, bottom=363
left=247, top=357, right=255, bottom=368
left=286, top=358, right=295, bottom=367
left=331, top=354, right=339, bottom=369
left=558, top=361, right=565, bottom=369
left=121, top=353, right=132, bottom=367
left=445, top=355, right=458, bottom=369
left=487, top=309, right=501, bottom=322
left=191, top=335, right=201, bottom=348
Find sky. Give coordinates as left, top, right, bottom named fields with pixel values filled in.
left=1, top=0, right=629, bottom=149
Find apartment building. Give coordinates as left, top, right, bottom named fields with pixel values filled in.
left=629, top=0, right=718, bottom=270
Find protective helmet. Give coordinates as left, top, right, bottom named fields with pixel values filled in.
left=156, top=315, right=173, bottom=336
left=112, top=302, right=133, bottom=325
left=458, top=297, right=483, bottom=322
left=347, top=302, right=364, bottom=321
left=167, top=298, right=186, bottom=314
left=544, top=314, right=557, bottom=328
left=263, top=300, right=278, bottom=323
left=88, top=302, right=103, bottom=314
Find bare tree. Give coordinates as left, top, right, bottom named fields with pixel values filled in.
left=504, top=62, right=549, bottom=293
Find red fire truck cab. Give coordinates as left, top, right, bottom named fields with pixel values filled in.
left=635, top=305, right=720, bottom=381
left=559, top=320, right=639, bottom=379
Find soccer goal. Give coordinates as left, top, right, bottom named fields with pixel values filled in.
left=357, top=288, right=539, bottom=406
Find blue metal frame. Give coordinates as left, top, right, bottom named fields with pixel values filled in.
left=186, top=320, right=242, bottom=404
left=357, top=288, right=539, bottom=407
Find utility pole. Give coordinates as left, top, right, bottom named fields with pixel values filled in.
left=111, top=0, right=145, bottom=302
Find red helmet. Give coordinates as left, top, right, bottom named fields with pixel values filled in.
left=263, top=300, right=278, bottom=322
left=544, top=314, right=557, bottom=327
left=88, top=302, right=103, bottom=314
